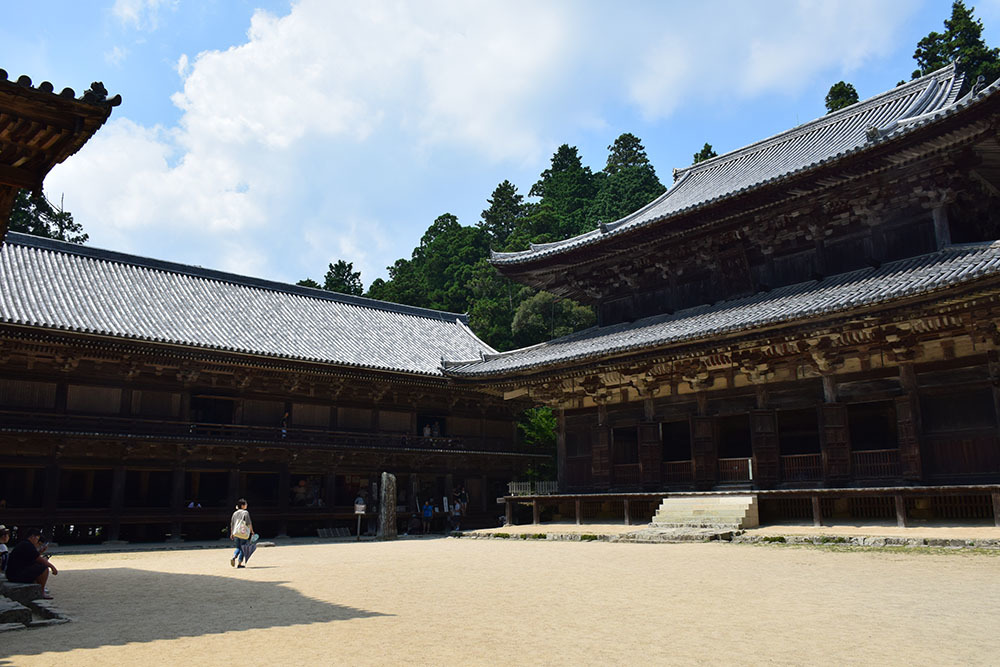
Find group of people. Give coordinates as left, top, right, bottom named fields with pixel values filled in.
left=415, top=485, right=469, bottom=533
left=0, top=524, right=58, bottom=599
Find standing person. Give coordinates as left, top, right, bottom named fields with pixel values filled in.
left=421, top=498, right=434, bottom=534
left=230, top=499, right=253, bottom=569
left=450, top=498, right=463, bottom=532
left=5, top=528, right=57, bottom=598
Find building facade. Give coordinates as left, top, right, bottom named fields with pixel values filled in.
left=445, top=65, right=1000, bottom=523
left=0, top=234, right=537, bottom=542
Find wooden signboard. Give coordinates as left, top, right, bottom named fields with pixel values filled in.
left=750, top=410, right=779, bottom=488
left=819, top=403, right=850, bottom=482
left=638, top=421, right=662, bottom=486
left=895, top=394, right=923, bottom=481
left=590, top=426, right=610, bottom=487
left=690, top=415, right=717, bottom=489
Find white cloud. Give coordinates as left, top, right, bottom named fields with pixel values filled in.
left=104, top=45, right=128, bottom=66
left=48, top=0, right=919, bottom=287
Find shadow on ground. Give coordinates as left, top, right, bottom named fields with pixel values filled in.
left=0, top=566, right=389, bottom=659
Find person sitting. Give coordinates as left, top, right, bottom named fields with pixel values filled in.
left=5, top=528, right=58, bottom=598
left=0, top=526, right=9, bottom=573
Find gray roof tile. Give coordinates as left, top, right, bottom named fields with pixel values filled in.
left=493, top=63, right=981, bottom=266
left=446, top=242, right=1000, bottom=377
left=0, top=233, right=494, bottom=377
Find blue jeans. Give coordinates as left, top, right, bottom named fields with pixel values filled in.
left=232, top=537, right=249, bottom=561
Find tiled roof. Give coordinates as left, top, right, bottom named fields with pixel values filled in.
left=446, top=242, right=1000, bottom=377
left=492, top=63, right=984, bottom=266
left=0, top=233, right=494, bottom=377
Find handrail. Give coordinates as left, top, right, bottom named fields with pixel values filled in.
left=0, top=409, right=528, bottom=454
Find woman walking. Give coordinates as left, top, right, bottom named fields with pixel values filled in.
left=230, top=498, right=253, bottom=569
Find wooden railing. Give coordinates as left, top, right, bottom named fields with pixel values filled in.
left=508, top=481, right=559, bottom=496
left=613, top=463, right=641, bottom=487
left=781, top=454, right=823, bottom=482
left=718, top=457, right=753, bottom=482
left=662, top=460, right=694, bottom=484
left=0, top=409, right=525, bottom=454
left=852, top=449, right=901, bottom=479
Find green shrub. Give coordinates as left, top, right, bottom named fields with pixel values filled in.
left=579, top=534, right=600, bottom=541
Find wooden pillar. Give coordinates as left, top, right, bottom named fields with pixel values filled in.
left=277, top=464, right=290, bottom=538
left=896, top=364, right=923, bottom=483
left=445, top=473, right=454, bottom=507
left=169, top=466, right=185, bottom=541
left=894, top=495, right=908, bottom=528
left=750, top=410, right=779, bottom=488
left=505, top=498, right=513, bottom=526
left=819, top=403, right=850, bottom=484
left=481, top=474, right=489, bottom=513
left=932, top=204, right=951, bottom=249
left=575, top=499, right=581, bottom=525
left=324, top=473, right=337, bottom=509
left=556, top=409, right=567, bottom=492
left=993, top=493, right=1000, bottom=528
left=532, top=499, right=539, bottom=525
left=623, top=498, right=630, bottom=526
left=107, top=465, right=126, bottom=542
left=811, top=495, right=822, bottom=527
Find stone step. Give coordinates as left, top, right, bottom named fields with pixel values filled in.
left=652, top=494, right=759, bottom=529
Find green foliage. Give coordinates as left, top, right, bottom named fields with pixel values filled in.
left=478, top=180, right=526, bottom=248
left=590, top=133, right=666, bottom=225
left=323, top=260, right=364, bottom=296
left=517, top=406, right=558, bottom=481
left=296, top=278, right=322, bottom=289
left=512, top=290, right=596, bottom=348
left=9, top=189, right=87, bottom=244
left=493, top=532, right=511, bottom=538
left=692, top=142, right=717, bottom=164
left=912, top=1, right=1000, bottom=86
left=529, top=144, right=598, bottom=238
left=825, top=81, right=859, bottom=113
left=579, top=534, right=600, bottom=541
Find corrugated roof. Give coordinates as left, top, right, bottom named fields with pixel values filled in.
left=446, top=242, right=1000, bottom=377
left=493, top=63, right=982, bottom=266
left=0, top=232, right=494, bottom=376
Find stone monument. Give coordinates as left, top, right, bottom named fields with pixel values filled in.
left=378, top=471, right=397, bottom=540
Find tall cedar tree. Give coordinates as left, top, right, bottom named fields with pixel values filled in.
left=528, top=144, right=597, bottom=239
left=9, top=189, right=88, bottom=244
left=589, top=133, right=666, bottom=225
left=692, top=143, right=717, bottom=164
left=913, top=1, right=1000, bottom=86
left=323, top=260, right=364, bottom=296
left=478, top=180, right=526, bottom=248
left=825, top=81, right=859, bottom=113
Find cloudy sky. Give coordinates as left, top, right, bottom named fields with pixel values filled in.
left=3, top=1, right=998, bottom=288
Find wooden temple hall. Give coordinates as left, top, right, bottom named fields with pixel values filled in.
left=444, top=64, right=1000, bottom=525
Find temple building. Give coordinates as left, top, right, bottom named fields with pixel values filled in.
left=0, top=69, right=120, bottom=240
left=444, top=64, right=1000, bottom=523
left=0, top=233, right=537, bottom=542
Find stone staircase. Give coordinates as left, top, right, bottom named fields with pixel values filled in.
left=651, top=495, right=759, bottom=529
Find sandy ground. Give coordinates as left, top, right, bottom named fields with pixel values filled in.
left=2, top=535, right=999, bottom=666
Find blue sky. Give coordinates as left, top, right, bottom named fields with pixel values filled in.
left=2, top=1, right=998, bottom=288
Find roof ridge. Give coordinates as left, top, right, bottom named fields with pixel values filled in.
left=3, top=232, right=468, bottom=324
left=670, top=62, right=959, bottom=180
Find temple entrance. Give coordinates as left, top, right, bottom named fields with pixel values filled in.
left=718, top=414, right=752, bottom=483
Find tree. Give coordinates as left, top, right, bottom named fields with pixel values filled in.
left=9, top=189, right=88, bottom=243
left=692, top=143, right=717, bottom=164
left=478, top=180, right=526, bottom=248
left=296, top=278, right=321, bottom=289
left=511, top=290, right=596, bottom=348
left=529, top=144, right=598, bottom=238
left=590, top=133, right=666, bottom=225
left=912, top=1, right=1000, bottom=86
left=322, top=260, right=363, bottom=296
left=516, top=406, right=557, bottom=481
left=825, top=81, right=859, bottom=113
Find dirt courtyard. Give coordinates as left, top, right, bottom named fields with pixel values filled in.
left=2, top=537, right=998, bottom=666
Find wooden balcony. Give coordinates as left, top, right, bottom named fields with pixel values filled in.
left=662, top=460, right=694, bottom=484
left=718, top=457, right=752, bottom=483
left=852, top=449, right=901, bottom=479
left=781, top=454, right=823, bottom=482
left=0, top=409, right=523, bottom=454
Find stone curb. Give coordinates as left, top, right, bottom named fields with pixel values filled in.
left=732, top=534, right=1000, bottom=549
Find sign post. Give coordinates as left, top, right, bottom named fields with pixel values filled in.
left=355, top=501, right=366, bottom=541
